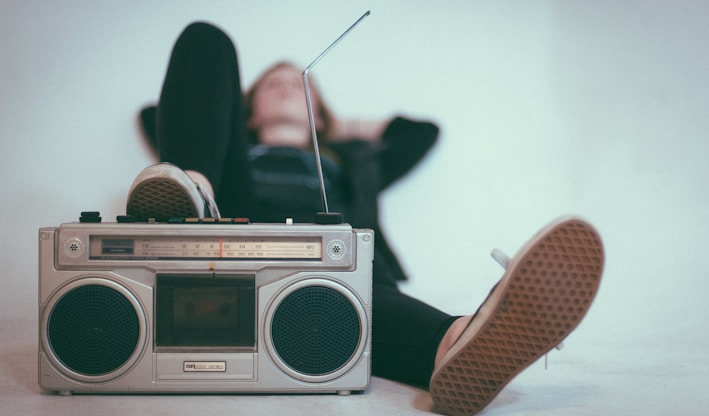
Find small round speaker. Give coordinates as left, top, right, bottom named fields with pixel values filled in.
left=42, top=277, right=147, bottom=382
left=266, top=279, right=367, bottom=382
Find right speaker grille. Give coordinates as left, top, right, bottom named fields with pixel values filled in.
left=271, top=285, right=361, bottom=376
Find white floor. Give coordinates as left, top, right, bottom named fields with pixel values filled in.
left=3, top=1, right=709, bottom=415
left=3, top=312, right=707, bottom=415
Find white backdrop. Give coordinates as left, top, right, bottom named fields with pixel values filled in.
left=2, top=1, right=708, bottom=408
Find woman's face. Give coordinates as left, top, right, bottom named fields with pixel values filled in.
left=248, top=65, right=322, bottom=141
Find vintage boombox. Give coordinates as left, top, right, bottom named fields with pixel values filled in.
left=38, top=216, right=373, bottom=396
left=39, top=9, right=375, bottom=398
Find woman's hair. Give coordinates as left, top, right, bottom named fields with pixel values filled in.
left=244, top=61, right=335, bottom=144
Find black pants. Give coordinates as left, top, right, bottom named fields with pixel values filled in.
left=154, top=22, right=456, bottom=388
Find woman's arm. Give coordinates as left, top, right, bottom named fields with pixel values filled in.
left=329, top=117, right=389, bottom=143
left=378, top=117, right=439, bottom=190
left=328, top=116, right=440, bottom=190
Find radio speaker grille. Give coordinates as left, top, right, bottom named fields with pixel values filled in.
left=271, top=285, right=360, bottom=376
left=47, top=285, right=140, bottom=376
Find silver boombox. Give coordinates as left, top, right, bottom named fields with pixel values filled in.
left=38, top=219, right=373, bottom=396
left=39, top=10, right=375, bottom=397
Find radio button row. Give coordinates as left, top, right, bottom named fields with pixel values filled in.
left=114, top=216, right=252, bottom=224
left=181, top=217, right=251, bottom=224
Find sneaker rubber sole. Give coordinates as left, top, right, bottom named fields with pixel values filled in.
left=429, top=216, right=604, bottom=416
left=126, top=163, right=204, bottom=222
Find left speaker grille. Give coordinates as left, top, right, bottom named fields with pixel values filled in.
left=47, top=285, right=140, bottom=376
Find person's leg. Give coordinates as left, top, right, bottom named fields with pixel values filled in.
left=155, top=22, right=256, bottom=218
left=156, top=22, right=237, bottom=188
left=371, top=282, right=459, bottom=388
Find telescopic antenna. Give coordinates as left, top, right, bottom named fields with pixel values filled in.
left=303, top=10, right=371, bottom=225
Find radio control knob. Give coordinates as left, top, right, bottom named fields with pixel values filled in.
left=79, top=211, right=101, bottom=223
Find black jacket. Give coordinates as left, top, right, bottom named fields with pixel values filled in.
left=328, top=117, right=439, bottom=282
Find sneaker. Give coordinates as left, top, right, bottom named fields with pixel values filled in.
left=126, top=163, right=220, bottom=221
left=429, top=216, right=604, bottom=416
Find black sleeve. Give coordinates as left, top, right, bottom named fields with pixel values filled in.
left=378, top=116, right=440, bottom=190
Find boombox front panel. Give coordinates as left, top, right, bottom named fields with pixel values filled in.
left=38, top=223, right=373, bottom=395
